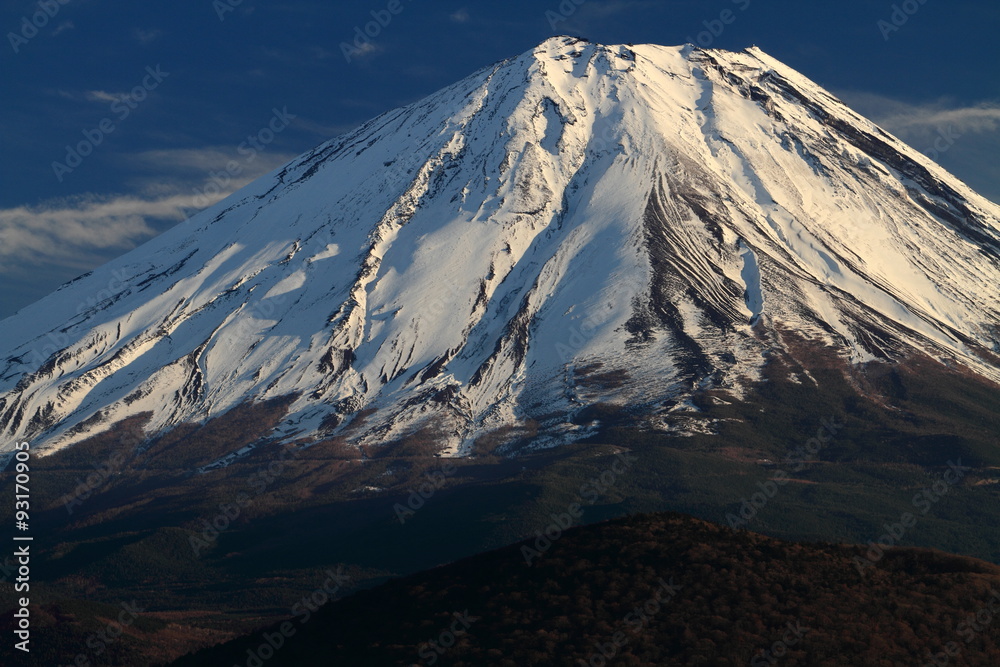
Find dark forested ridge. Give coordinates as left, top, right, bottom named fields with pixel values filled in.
left=169, top=511, right=1000, bottom=666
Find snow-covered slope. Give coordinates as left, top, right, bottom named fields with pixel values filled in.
left=2, top=37, right=999, bottom=458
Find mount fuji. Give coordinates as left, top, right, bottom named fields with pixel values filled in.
left=3, top=36, right=1000, bottom=461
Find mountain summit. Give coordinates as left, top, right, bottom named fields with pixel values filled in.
left=3, top=36, right=999, bottom=458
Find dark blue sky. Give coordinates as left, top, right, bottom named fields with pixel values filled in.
left=1, top=0, right=998, bottom=318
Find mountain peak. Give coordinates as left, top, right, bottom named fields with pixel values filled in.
left=536, top=34, right=591, bottom=49
left=2, top=40, right=999, bottom=460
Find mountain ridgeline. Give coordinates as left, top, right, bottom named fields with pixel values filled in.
left=169, top=512, right=1000, bottom=666
left=1, top=36, right=999, bottom=460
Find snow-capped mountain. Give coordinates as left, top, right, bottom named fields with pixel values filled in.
left=3, top=36, right=999, bottom=458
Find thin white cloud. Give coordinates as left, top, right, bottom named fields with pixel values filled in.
left=103, top=146, right=296, bottom=208
left=51, top=89, right=123, bottom=103
left=291, top=117, right=360, bottom=139
left=0, top=144, right=305, bottom=275
left=84, top=90, right=123, bottom=104
left=837, top=91, right=1000, bottom=204
left=310, top=45, right=335, bottom=60
left=51, top=21, right=74, bottom=36
left=886, top=105, right=1000, bottom=134
left=132, top=28, right=162, bottom=44
left=839, top=92, right=1000, bottom=137
left=0, top=190, right=235, bottom=274
left=129, top=147, right=262, bottom=173
left=450, top=8, right=470, bottom=23
left=125, top=147, right=298, bottom=180
left=351, top=41, right=379, bottom=58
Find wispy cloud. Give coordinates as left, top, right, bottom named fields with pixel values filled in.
left=52, top=89, right=131, bottom=105
left=839, top=92, right=1000, bottom=138
left=309, top=45, right=335, bottom=60
left=132, top=28, right=163, bottom=44
left=0, top=193, right=202, bottom=273
left=51, top=21, right=74, bottom=36
left=0, top=145, right=297, bottom=274
left=122, top=147, right=297, bottom=194
left=127, top=147, right=279, bottom=174
left=837, top=91, right=1000, bottom=204
left=84, top=90, right=124, bottom=104
left=289, top=117, right=359, bottom=139
left=350, top=41, right=379, bottom=59
left=450, top=8, right=470, bottom=23
left=883, top=105, right=1000, bottom=134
